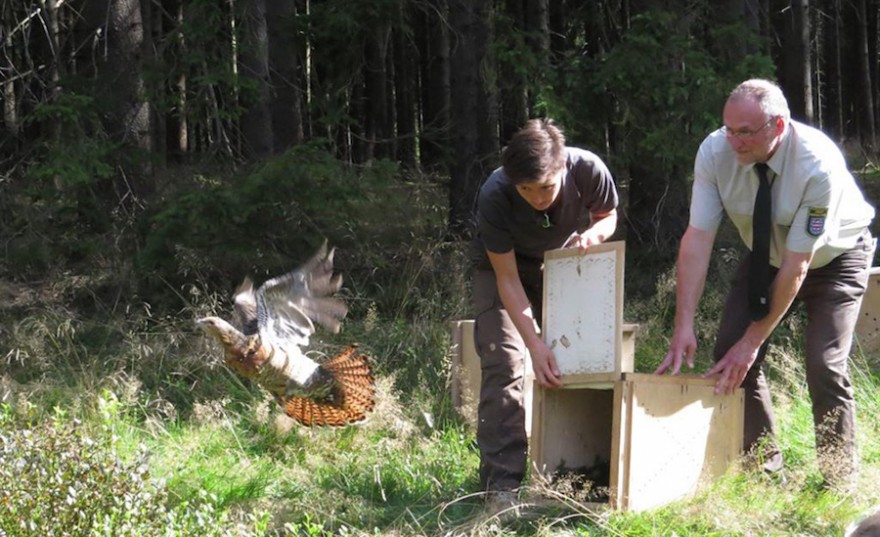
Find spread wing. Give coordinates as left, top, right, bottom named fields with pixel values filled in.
left=233, top=277, right=258, bottom=335
left=255, top=242, right=349, bottom=348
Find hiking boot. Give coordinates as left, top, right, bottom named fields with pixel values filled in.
left=484, top=490, right=520, bottom=519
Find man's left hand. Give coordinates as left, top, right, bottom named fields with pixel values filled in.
left=703, top=338, right=760, bottom=394
left=563, top=231, right=595, bottom=254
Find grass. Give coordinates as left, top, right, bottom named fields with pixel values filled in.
left=3, top=158, right=880, bottom=535
left=3, top=261, right=880, bottom=537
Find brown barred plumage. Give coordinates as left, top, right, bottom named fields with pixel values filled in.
left=283, top=346, right=375, bottom=427
left=197, top=244, right=376, bottom=427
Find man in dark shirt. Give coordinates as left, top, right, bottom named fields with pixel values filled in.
left=471, top=118, right=619, bottom=508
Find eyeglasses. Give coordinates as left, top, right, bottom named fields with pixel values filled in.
left=721, top=117, right=777, bottom=139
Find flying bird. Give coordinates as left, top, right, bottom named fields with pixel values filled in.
left=197, top=243, right=375, bottom=427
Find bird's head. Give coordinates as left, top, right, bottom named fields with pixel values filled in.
left=196, top=316, right=244, bottom=346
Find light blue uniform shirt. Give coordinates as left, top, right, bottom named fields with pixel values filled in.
left=689, top=120, right=874, bottom=268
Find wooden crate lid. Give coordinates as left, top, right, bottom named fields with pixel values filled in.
left=542, top=241, right=626, bottom=376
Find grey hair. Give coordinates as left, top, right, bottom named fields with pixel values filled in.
left=728, top=79, right=791, bottom=121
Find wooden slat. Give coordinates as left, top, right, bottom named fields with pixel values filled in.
left=608, top=380, right=628, bottom=510
left=449, top=320, right=481, bottom=426
left=559, top=372, right=621, bottom=388
left=622, top=372, right=720, bottom=387
left=449, top=320, right=466, bottom=409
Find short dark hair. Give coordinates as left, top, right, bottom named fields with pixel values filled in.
left=501, top=118, right=566, bottom=184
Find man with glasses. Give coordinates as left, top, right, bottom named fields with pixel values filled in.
left=655, top=79, right=875, bottom=491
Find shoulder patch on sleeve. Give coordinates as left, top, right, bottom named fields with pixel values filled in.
left=807, top=207, right=827, bottom=237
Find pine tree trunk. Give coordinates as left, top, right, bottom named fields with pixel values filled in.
left=448, top=0, right=497, bottom=238
left=548, top=0, right=565, bottom=61
left=2, top=5, right=20, bottom=153
left=266, top=0, right=304, bottom=151
left=499, top=0, right=528, bottom=145
left=418, top=0, right=450, bottom=169
left=393, top=12, right=417, bottom=169
left=148, top=0, right=166, bottom=170
left=525, top=0, right=550, bottom=67
left=524, top=0, right=549, bottom=115
left=363, top=24, right=391, bottom=161
left=832, top=0, right=844, bottom=137
left=85, top=0, right=156, bottom=198
left=45, top=0, right=64, bottom=167
left=240, top=0, right=275, bottom=157
left=780, top=0, right=813, bottom=123
left=173, top=0, right=189, bottom=156
left=856, top=0, right=877, bottom=148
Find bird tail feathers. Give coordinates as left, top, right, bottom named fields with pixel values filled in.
left=283, top=345, right=375, bottom=427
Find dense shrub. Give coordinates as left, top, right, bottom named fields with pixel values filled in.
left=0, top=405, right=251, bottom=536
left=135, top=140, right=454, bottom=320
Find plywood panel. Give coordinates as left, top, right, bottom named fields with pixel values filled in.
left=856, top=267, right=880, bottom=353
left=532, top=386, right=615, bottom=475
left=621, top=373, right=743, bottom=512
left=621, top=323, right=639, bottom=373
left=543, top=242, right=625, bottom=377
left=450, top=320, right=481, bottom=426
left=530, top=372, right=743, bottom=512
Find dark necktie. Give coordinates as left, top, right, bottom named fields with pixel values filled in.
left=749, top=163, right=772, bottom=321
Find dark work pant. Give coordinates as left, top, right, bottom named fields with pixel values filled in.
left=714, top=236, right=874, bottom=481
left=471, top=260, right=543, bottom=492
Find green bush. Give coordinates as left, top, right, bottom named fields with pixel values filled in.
left=0, top=405, right=257, bottom=537
left=136, top=141, right=453, bottom=321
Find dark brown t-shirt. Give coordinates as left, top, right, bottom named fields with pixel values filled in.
left=472, top=147, right=618, bottom=269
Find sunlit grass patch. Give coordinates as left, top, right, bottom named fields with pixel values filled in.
left=3, top=222, right=880, bottom=536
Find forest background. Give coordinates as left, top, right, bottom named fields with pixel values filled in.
left=2, top=0, right=880, bottom=535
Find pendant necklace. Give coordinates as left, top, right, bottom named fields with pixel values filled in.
left=541, top=212, right=552, bottom=228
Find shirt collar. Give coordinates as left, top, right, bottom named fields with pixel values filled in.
left=764, top=121, right=793, bottom=176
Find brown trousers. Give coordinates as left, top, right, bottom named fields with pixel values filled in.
left=714, top=234, right=874, bottom=482
left=471, top=259, right=543, bottom=492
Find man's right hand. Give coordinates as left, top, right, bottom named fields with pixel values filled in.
left=654, top=327, right=697, bottom=375
left=654, top=226, right=715, bottom=376
left=528, top=338, right=563, bottom=388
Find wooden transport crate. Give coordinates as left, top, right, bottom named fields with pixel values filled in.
left=856, top=267, right=880, bottom=353
left=449, top=319, right=535, bottom=432
left=530, top=373, right=744, bottom=512
left=543, top=242, right=630, bottom=378
left=450, top=320, right=638, bottom=430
